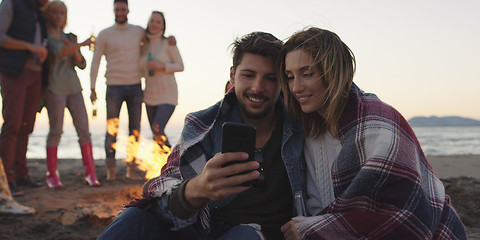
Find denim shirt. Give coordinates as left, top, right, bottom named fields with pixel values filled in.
left=282, top=112, right=307, bottom=205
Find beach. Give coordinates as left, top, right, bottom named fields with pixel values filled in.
left=0, top=155, right=479, bottom=240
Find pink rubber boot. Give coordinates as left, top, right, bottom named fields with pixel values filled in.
left=80, top=143, right=100, bottom=187
left=46, top=146, right=63, bottom=188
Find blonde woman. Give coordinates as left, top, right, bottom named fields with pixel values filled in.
left=43, top=1, right=99, bottom=188
left=278, top=27, right=466, bottom=239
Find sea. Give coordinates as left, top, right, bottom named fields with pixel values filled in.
left=26, top=126, right=480, bottom=160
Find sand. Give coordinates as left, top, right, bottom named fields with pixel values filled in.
left=0, top=155, right=479, bottom=240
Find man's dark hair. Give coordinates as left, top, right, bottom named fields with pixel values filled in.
left=114, top=0, right=128, bottom=4
left=231, top=32, right=283, bottom=69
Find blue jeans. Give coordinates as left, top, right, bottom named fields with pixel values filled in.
left=145, top=104, right=175, bottom=147
left=105, top=84, right=143, bottom=167
left=97, top=207, right=264, bottom=240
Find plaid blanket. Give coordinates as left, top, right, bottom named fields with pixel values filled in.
left=296, top=83, right=466, bottom=239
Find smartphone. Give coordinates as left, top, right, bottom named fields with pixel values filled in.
left=221, top=122, right=256, bottom=186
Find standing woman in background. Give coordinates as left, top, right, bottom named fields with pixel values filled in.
left=277, top=27, right=466, bottom=239
left=42, top=1, right=100, bottom=188
left=141, top=11, right=183, bottom=149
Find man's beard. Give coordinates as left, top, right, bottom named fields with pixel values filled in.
left=238, top=98, right=275, bottom=120
left=115, top=17, right=128, bottom=24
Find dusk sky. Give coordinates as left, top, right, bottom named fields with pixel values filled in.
left=2, top=0, right=479, bottom=132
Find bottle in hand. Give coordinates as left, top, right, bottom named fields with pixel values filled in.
left=148, top=52, right=154, bottom=76
left=294, top=191, right=307, bottom=216
left=92, top=102, right=97, bottom=119
left=89, top=33, right=95, bottom=51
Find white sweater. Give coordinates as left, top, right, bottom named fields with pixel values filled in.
left=141, top=33, right=184, bottom=106
left=90, top=23, right=144, bottom=88
left=304, top=133, right=341, bottom=215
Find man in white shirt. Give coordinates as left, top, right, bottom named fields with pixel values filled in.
left=90, top=0, right=144, bottom=181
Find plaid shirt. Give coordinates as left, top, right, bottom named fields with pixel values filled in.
left=297, top=83, right=466, bottom=239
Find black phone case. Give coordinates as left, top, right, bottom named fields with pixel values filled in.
left=221, top=122, right=256, bottom=161
left=221, top=122, right=256, bottom=186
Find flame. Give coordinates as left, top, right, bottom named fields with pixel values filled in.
left=136, top=135, right=171, bottom=179
left=125, top=130, right=140, bottom=165
left=106, top=118, right=119, bottom=136
left=107, top=118, right=171, bottom=180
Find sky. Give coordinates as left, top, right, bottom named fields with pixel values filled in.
left=1, top=0, right=480, bottom=133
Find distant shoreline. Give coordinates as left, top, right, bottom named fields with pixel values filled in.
left=409, top=116, right=480, bottom=127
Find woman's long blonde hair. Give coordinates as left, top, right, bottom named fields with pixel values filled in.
left=277, top=27, right=356, bottom=138
left=42, top=0, right=68, bottom=30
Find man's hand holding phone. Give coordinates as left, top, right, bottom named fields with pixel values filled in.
left=184, top=152, right=260, bottom=209
left=220, top=122, right=257, bottom=185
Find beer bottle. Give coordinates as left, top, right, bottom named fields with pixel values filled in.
left=148, top=52, right=155, bottom=76
left=92, top=102, right=97, bottom=119
left=89, top=33, right=95, bottom=51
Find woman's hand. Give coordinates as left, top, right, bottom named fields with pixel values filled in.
left=147, top=61, right=166, bottom=71
left=60, top=35, right=92, bottom=58
left=79, top=37, right=94, bottom=47
left=281, top=219, right=301, bottom=240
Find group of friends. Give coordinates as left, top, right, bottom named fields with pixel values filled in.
left=0, top=0, right=469, bottom=239
left=100, top=5, right=466, bottom=240
left=0, top=0, right=183, bottom=216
